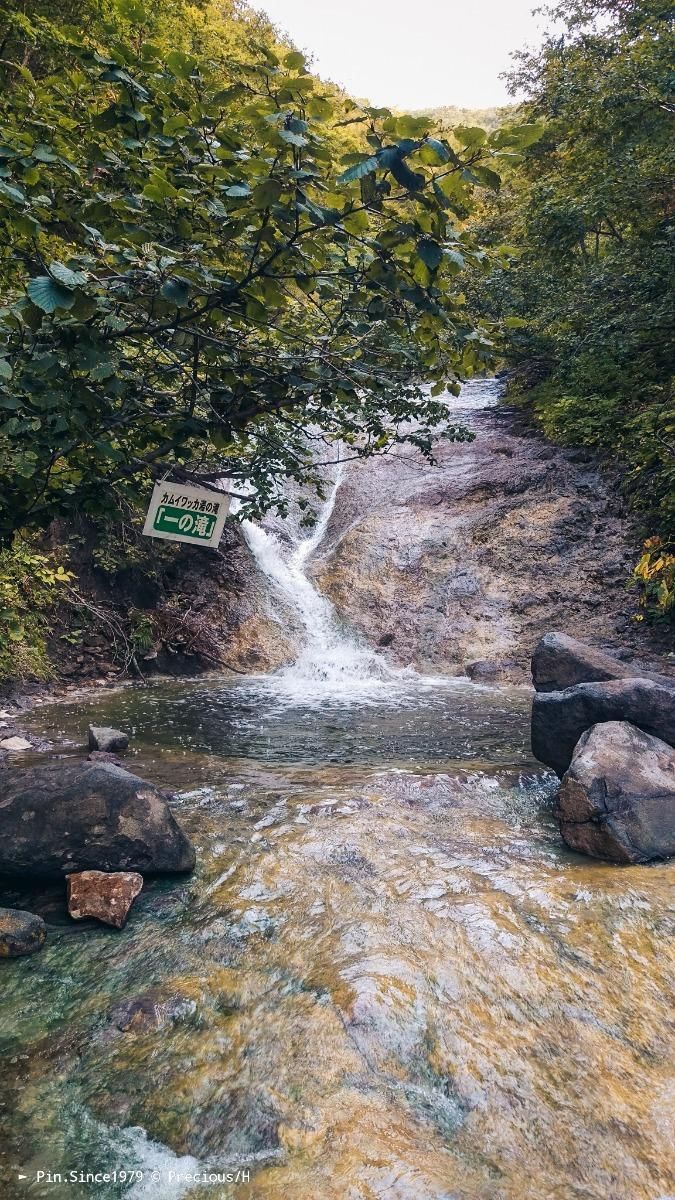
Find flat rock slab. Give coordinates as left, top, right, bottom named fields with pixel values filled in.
left=0, top=736, right=32, bottom=752
left=67, top=870, right=143, bottom=928
left=556, top=721, right=675, bottom=863
left=531, top=677, right=675, bottom=776
left=0, top=907, right=47, bottom=957
left=0, top=761, right=195, bottom=878
left=88, top=725, right=129, bottom=752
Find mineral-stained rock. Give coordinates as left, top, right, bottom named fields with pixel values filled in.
left=531, top=677, right=675, bottom=776
left=556, top=721, right=675, bottom=863
left=87, top=725, right=129, bottom=752
left=0, top=761, right=195, bottom=878
left=67, top=870, right=143, bottom=929
left=531, top=632, right=641, bottom=692
left=0, top=907, right=47, bottom=957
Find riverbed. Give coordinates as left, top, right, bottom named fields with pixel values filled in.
left=2, top=674, right=674, bottom=1200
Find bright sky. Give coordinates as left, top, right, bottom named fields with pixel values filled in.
left=256, top=0, right=549, bottom=110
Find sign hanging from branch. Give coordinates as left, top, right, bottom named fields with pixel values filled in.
left=142, top=482, right=230, bottom=548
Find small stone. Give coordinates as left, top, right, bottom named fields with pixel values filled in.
left=67, top=870, right=143, bottom=929
left=87, top=750, right=123, bottom=766
left=0, top=736, right=32, bottom=752
left=87, top=725, right=129, bottom=753
left=0, top=907, right=47, bottom=957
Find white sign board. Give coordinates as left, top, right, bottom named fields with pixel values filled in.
left=142, top=481, right=230, bottom=548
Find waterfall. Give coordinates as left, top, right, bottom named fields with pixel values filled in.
left=239, top=465, right=403, bottom=699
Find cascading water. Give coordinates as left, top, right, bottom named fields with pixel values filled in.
left=239, top=464, right=404, bottom=699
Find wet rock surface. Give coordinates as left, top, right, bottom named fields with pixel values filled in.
left=0, top=906, right=47, bottom=957
left=556, top=721, right=675, bottom=863
left=531, top=677, right=675, bottom=776
left=66, top=870, right=143, bottom=928
left=0, top=761, right=196, bottom=877
left=87, top=725, right=129, bottom=752
left=531, top=631, right=651, bottom=692
left=290, top=388, right=670, bottom=680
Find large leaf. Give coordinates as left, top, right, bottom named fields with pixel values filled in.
left=26, top=277, right=75, bottom=313
left=161, top=278, right=191, bottom=306
left=49, top=262, right=87, bottom=288
left=284, top=51, right=307, bottom=70
left=0, top=181, right=25, bottom=204
left=252, top=179, right=283, bottom=208
left=453, top=126, right=487, bottom=149
left=166, top=50, right=197, bottom=79
left=422, top=138, right=452, bottom=164
left=337, top=156, right=379, bottom=185
left=390, top=158, right=424, bottom=191
left=417, top=238, right=443, bottom=270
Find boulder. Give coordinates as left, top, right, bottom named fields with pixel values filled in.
left=88, top=725, right=129, bottom=752
left=67, top=870, right=144, bottom=929
left=466, top=658, right=520, bottom=683
left=556, top=721, right=675, bottom=863
left=531, top=677, right=675, bottom=776
left=0, top=736, right=32, bottom=752
left=0, top=761, right=195, bottom=878
left=532, top=632, right=640, bottom=692
left=0, top=907, right=47, bottom=957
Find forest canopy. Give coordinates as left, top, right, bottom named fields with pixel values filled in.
left=0, top=0, right=672, bottom=620
left=474, top=0, right=674, bottom=611
left=0, top=0, right=546, bottom=544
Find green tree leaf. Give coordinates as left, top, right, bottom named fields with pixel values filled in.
left=26, top=277, right=75, bottom=313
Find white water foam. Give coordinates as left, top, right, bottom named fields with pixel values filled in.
left=240, top=464, right=410, bottom=701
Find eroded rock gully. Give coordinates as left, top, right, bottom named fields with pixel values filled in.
left=311, top=403, right=672, bottom=681
left=181, top=390, right=671, bottom=682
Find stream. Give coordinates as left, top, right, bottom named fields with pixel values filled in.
left=1, top=383, right=674, bottom=1200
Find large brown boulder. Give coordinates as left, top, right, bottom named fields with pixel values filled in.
left=531, top=677, right=675, bottom=776
left=0, top=762, right=195, bottom=878
left=531, top=632, right=639, bottom=692
left=556, top=721, right=675, bottom=863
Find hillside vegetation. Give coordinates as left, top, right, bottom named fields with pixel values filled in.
left=0, top=0, right=538, bottom=681
left=415, top=105, right=511, bottom=133
left=0, top=0, right=671, bottom=688
left=473, top=0, right=674, bottom=619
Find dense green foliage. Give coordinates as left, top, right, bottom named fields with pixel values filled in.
left=475, top=0, right=674, bottom=612
left=0, top=538, right=73, bottom=680
left=0, top=0, right=547, bottom=546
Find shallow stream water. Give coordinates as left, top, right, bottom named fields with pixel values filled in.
left=2, top=381, right=674, bottom=1199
